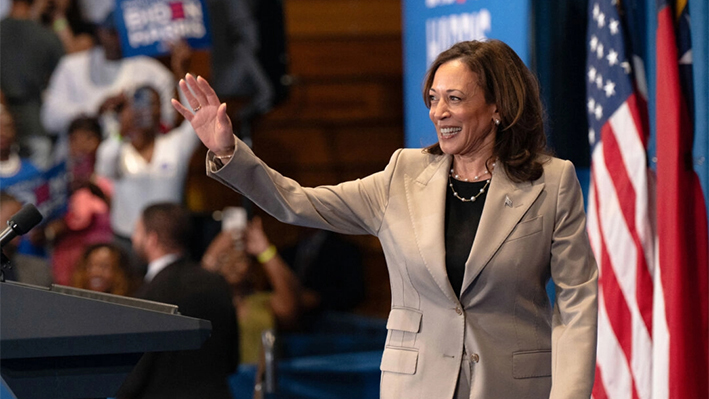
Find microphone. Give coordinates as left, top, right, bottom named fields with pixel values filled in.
left=0, top=204, right=43, bottom=248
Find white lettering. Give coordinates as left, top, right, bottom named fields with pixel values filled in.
left=425, top=0, right=457, bottom=9
left=425, top=10, right=491, bottom=65
left=122, top=0, right=207, bottom=49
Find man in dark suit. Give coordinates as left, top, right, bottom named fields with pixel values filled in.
left=117, top=203, right=239, bottom=399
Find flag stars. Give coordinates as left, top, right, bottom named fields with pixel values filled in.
left=604, top=80, right=616, bottom=97
left=620, top=61, right=631, bottom=74
left=588, top=66, right=597, bottom=83
left=593, top=3, right=600, bottom=19
left=596, top=43, right=604, bottom=59
left=609, top=18, right=619, bottom=35
left=596, top=74, right=604, bottom=89
left=594, top=104, right=603, bottom=120
left=588, top=128, right=596, bottom=145
left=588, top=97, right=596, bottom=113
left=607, top=49, right=619, bottom=66
left=590, top=35, right=599, bottom=52
left=597, top=12, right=606, bottom=28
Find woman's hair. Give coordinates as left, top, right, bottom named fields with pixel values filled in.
left=422, top=39, right=548, bottom=183
left=67, top=116, right=102, bottom=141
left=72, top=243, right=134, bottom=296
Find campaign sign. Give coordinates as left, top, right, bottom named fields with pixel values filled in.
left=115, top=0, right=212, bottom=58
left=402, top=0, right=531, bottom=148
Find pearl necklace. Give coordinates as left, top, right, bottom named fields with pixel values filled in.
left=449, top=162, right=495, bottom=182
left=448, top=175, right=490, bottom=203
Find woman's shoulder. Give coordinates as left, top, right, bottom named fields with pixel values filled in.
left=393, top=147, right=447, bottom=166
left=382, top=148, right=448, bottom=179
left=537, top=155, right=582, bottom=188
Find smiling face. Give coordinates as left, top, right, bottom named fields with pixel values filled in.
left=85, top=246, right=119, bottom=293
left=428, top=59, right=499, bottom=158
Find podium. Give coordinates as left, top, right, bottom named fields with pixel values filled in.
left=0, top=281, right=212, bottom=399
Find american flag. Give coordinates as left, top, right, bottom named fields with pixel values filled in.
left=585, top=1, right=655, bottom=398
left=655, top=1, right=708, bottom=398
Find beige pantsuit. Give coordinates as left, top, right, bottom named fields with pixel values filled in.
left=208, top=142, right=598, bottom=399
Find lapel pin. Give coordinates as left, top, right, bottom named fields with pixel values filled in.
left=504, top=195, right=513, bottom=207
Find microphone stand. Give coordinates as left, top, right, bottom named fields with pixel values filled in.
left=1, top=249, right=11, bottom=282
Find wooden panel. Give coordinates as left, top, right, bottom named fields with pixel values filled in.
left=253, top=127, right=336, bottom=167
left=264, top=80, right=403, bottom=123
left=332, top=125, right=404, bottom=164
left=286, top=0, right=402, bottom=37
left=183, top=0, right=404, bottom=319
left=289, top=37, right=402, bottom=77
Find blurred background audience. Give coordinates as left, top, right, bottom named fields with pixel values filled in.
left=71, top=242, right=135, bottom=295
left=40, top=9, right=176, bottom=161
left=48, top=115, right=112, bottom=285
left=202, top=215, right=302, bottom=364
left=95, top=84, right=199, bottom=276
left=36, top=0, right=95, bottom=54
left=0, top=0, right=389, bottom=396
left=0, top=0, right=64, bottom=167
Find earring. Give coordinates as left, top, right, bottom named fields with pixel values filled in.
left=494, top=119, right=500, bottom=126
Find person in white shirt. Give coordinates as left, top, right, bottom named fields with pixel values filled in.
left=95, top=85, right=199, bottom=245
left=41, top=10, right=175, bottom=140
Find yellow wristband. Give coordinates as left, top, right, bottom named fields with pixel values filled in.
left=53, top=18, right=68, bottom=32
left=256, top=245, right=277, bottom=264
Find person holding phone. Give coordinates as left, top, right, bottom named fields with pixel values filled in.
left=202, top=213, right=303, bottom=363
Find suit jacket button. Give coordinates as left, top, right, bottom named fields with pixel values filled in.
left=455, top=306, right=463, bottom=315
left=470, top=353, right=480, bottom=363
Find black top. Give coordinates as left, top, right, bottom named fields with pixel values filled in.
left=445, top=178, right=489, bottom=298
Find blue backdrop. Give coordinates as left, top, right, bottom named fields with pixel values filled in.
left=402, top=0, right=531, bottom=149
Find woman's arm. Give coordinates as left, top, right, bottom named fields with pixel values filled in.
left=549, top=160, right=599, bottom=398
left=173, top=75, right=399, bottom=236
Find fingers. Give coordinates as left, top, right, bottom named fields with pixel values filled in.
left=217, top=103, right=232, bottom=129
left=171, top=98, right=193, bottom=122
left=178, top=79, right=200, bottom=112
left=196, top=76, right=221, bottom=106
left=185, top=74, right=209, bottom=107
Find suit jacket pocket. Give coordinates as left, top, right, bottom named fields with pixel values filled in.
left=506, top=215, right=543, bottom=242
left=386, top=308, right=423, bottom=333
left=380, top=347, right=419, bottom=375
left=512, top=349, right=551, bottom=378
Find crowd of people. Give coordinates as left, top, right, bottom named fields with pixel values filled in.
left=0, top=1, right=366, bottom=396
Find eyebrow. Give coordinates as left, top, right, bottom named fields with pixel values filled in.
left=429, top=88, right=466, bottom=95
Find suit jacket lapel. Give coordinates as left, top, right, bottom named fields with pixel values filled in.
left=460, top=167, right=545, bottom=296
left=404, top=154, right=458, bottom=302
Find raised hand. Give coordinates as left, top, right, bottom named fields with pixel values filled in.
left=243, top=217, right=271, bottom=257
left=171, top=74, right=235, bottom=156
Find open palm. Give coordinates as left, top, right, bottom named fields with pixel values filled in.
left=171, top=74, right=235, bottom=155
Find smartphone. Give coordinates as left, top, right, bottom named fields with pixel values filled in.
left=221, top=207, right=248, bottom=232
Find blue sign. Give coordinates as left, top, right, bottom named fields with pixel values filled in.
left=115, top=0, right=212, bottom=58
left=403, top=0, right=531, bottom=148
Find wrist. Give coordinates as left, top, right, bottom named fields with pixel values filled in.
left=214, top=145, right=236, bottom=158
left=256, top=245, right=277, bottom=264
left=52, top=17, right=68, bottom=32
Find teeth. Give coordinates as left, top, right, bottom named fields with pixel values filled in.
left=440, top=127, right=462, bottom=135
